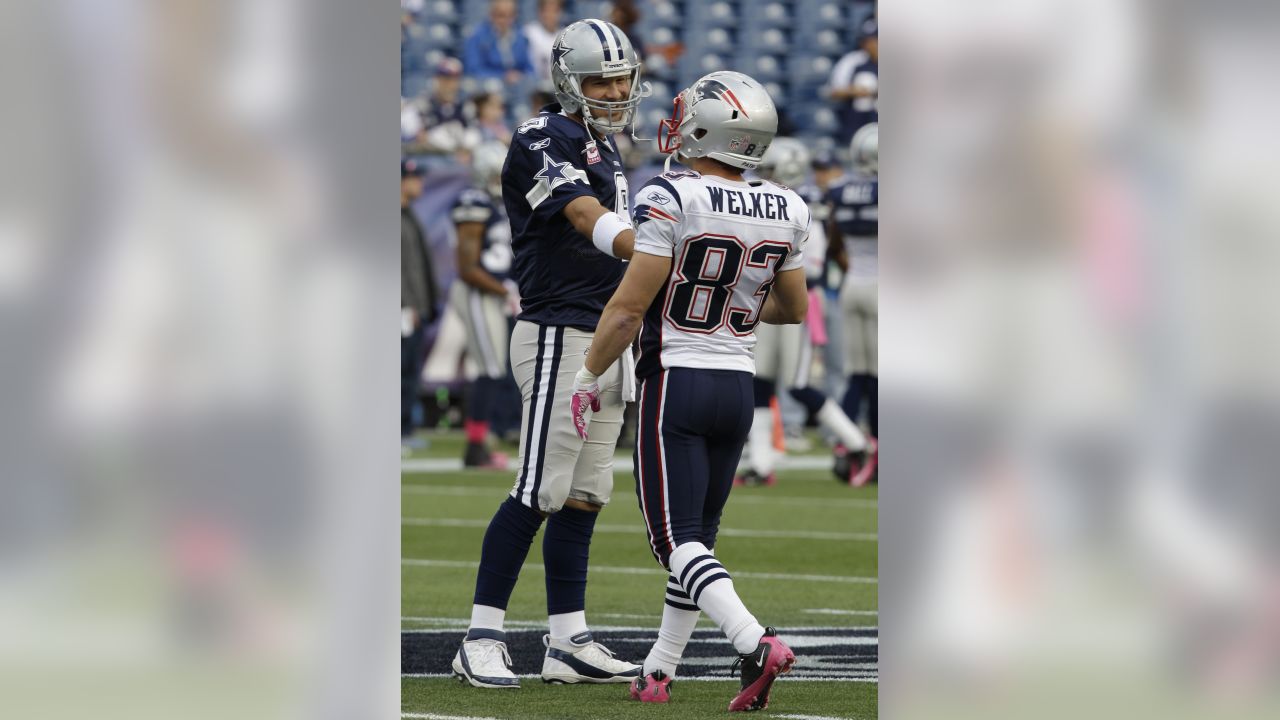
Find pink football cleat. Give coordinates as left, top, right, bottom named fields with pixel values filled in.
left=728, top=628, right=795, bottom=712
left=851, top=437, right=877, bottom=487
left=629, top=670, right=673, bottom=703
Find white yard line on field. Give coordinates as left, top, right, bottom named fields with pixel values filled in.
left=402, top=672, right=878, bottom=683
left=802, top=608, right=880, bottom=616
left=402, top=483, right=877, bottom=509
left=403, top=454, right=847, bottom=475
left=402, top=558, right=877, bottom=584
left=402, top=517, right=876, bottom=542
left=776, top=715, right=860, bottom=720
left=402, top=714, right=502, bottom=720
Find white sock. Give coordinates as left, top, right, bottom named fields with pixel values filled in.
left=817, top=398, right=867, bottom=451
left=548, top=610, right=588, bottom=642
left=669, top=543, right=764, bottom=655
left=748, top=407, right=776, bottom=475
left=644, top=575, right=702, bottom=676
left=469, top=604, right=505, bottom=633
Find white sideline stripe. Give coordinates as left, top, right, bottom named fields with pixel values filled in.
left=402, top=558, right=877, bottom=584
left=401, top=517, right=877, bottom=542
left=402, top=483, right=877, bottom=509
left=777, top=715, right=858, bottom=720
left=403, top=672, right=878, bottom=684
left=403, top=453, right=856, bottom=475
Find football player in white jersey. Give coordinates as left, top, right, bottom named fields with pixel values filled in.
left=570, top=71, right=804, bottom=711
left=746, top=137, right=870, bottom=486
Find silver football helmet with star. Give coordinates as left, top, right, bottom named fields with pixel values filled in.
left=550, top=19, right=649, bottom=135
left=658, top=71, right=778, bottom=170
left=755, top=136, right=811, bottom=188
left=471, top=141, right=507, bottom=199
left=850, top=122, right=878, bottom=177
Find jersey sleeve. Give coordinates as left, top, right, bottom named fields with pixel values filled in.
left=780, top=197, right=809, bottom=272
left=505, top=118, right=596, bottom=219
left=450, top=188, right=495, bottom=225
left=630, top=177, right=684, bottom=258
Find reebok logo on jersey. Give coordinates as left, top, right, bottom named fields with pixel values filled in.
left=646, top=191, right=670, bottom=206
left=528, top=138, right=551, bottom=150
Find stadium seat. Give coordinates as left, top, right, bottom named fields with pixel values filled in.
left=422, top=0, right=458, bottom=23
left=688, top=1, right=739, bottom=29
left=733, top=53, right=784, bottom=82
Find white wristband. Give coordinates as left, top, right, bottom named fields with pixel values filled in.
left=575, top=366, right=599, bottom=385
left=591, top=211, right=631, bottom=257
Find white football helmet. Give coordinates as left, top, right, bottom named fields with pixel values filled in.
left=550, top=19, right=649, bottom=135
left=471, top=141, right=506, bottom=199
left=755, top=136, right=811, bottom=188
left=850, top=123, right=878, bottom=177
left=658, top=71, right=778, bottom=170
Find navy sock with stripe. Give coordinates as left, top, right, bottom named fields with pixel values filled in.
left=473, top=496, right=545, bottom=611
left=544, top=505, right=599, bottom=616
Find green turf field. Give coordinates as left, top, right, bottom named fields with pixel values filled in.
left=402, top=431, right=878, bottom=719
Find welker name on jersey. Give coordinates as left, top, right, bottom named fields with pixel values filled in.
left=631, top=170, right=809, bottom=378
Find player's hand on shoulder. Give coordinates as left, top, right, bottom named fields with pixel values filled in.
left=570, top=367, right=602, bottom=440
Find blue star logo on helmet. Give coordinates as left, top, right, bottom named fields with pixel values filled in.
left=552, top=42, right=571, bottom=68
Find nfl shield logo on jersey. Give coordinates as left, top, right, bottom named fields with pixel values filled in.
left=585, top=141, right=602, bottom=165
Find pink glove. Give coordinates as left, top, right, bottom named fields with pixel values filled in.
left=570, top=367, right=601, bottom=440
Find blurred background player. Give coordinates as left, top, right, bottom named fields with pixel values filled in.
left=450, top=141, right=518, bottom=469
left=402, top=158, right=441, bottom=451
left=828, top=122, right=879, bottom=485
left=827, top=15, right=878, bottom=146
left=574, top=71, right=800, bottom=711
left=452, top=19, right=647, bottom=689
left=742, top=137, right=870, bottom=486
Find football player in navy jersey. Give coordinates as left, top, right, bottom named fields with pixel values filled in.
left=451, top=141, right=518, bottom=469
left=452, top=19, right=648, bottom=689
left=827, top=123, right=879, bottom=484
left=572, top=71, right=804, bottom=711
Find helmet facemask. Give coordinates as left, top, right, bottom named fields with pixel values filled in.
left=555, top=65, right=648, bottom=135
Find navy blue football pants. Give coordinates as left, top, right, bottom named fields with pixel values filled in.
left=633, top=368, right=754, bottom=570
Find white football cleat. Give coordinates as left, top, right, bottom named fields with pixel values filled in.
left=452, top=629, right=520, bottom=688
left=540, top=632, right=641, bottom=684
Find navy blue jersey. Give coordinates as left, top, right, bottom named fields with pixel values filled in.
left=826, top=176, right=878, bottom=238
left=451, top=187, right=513, bottom=282
left=501, top=104, right=628, bottom=329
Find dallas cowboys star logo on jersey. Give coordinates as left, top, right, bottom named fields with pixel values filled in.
left=525, top=151, right=589, bottom=210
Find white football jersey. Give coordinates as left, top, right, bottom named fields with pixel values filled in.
left=631, top=170, right=808, bottom=377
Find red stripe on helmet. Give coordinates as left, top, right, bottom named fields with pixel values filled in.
left=722, top=89, right=751, bottom=119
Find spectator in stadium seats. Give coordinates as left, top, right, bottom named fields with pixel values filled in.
left=609, top=0, right=645, bottom=64
left=473, top=92, right=512, bottom=145
left=827, top=16, right=878, bottom=145
left=402, top=159, right=441, bottom=446
left=463, top=0, right=534, bottom=83
left=406, top=57, right=482, bottom=158
left=524, top=0, right=564, bottom=90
